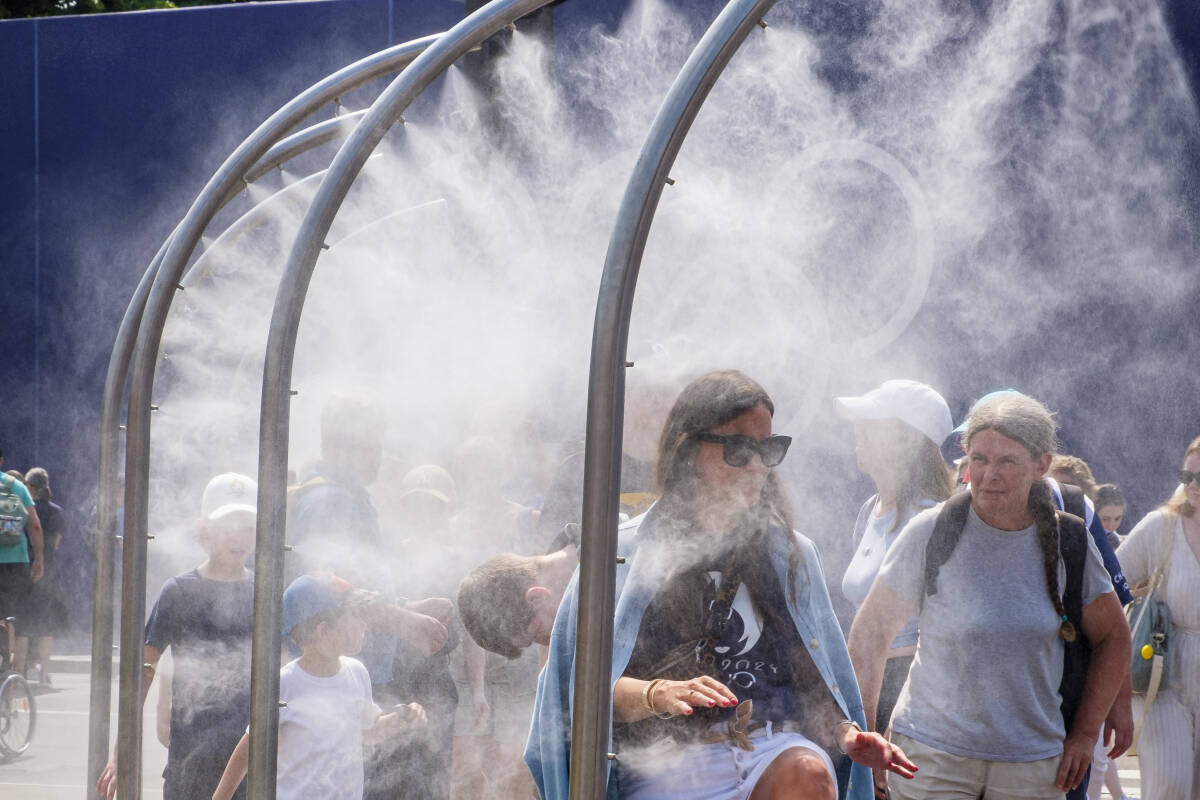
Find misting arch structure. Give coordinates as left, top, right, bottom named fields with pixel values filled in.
left=95, top=0, right=932, bottom=797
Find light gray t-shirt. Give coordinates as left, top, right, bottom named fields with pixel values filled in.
left=878, top=503, right=1114, bottom=761
left=842, top=495, right=936, bottom=649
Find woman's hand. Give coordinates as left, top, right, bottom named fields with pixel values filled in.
left=613, top=675, right=737, bottom=722
left=837, top=724, right=917, bottom=779
left=650, top=676, right=739, bottom=717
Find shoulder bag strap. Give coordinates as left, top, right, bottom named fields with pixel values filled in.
left=648, top=568, right=744, bottom=678
left=1154, top=511, right=1177, bottom=587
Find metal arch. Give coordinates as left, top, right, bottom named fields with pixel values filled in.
left=251, top=1, right=554, bottom=796
left=573, top=0, right=777, bottom=796
left=104, top=34, right=439, bottom=800
left=87, top=233, right=171, bottom=796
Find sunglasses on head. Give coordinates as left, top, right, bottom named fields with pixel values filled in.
left=695, top=432, right=792, bottom=468
left=1179, top=469, right=1200, bottom=486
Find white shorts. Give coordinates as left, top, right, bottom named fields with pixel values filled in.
left=615, top=723, right=836, bottom=800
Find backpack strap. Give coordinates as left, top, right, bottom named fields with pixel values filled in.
left=1057, top=510, right=1087, bottom=633
left=922, top=491, right=972, bottom=610
left=1057, top=482, right=1087, bottom=523
left=1057, top=509, right=1090, bottom=731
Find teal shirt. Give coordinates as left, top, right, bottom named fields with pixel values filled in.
left=0, top=474, right=34, bottom=564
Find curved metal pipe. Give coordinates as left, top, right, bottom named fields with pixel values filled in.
left=187, top=158, right=380, bottom=288
left=112, top=33, right=440, bottom=800
left=247, top=110, right=369, bottom=184
left=218, top=111, right=370, bottom=208
left=575, top=0, right=776, bottom=796
left=251, top=3, right=552, bottom=795
left=86, top=235, right=171, bottom=796
left=253, top=1, right=552, bottom=796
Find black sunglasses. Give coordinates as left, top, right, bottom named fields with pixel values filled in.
left=695, top=432, right=792, bottom=468
left=1179, top=470, right=1200, bottom=486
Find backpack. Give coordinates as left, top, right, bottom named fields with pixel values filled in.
left=0, top=474, right=30, bottom=547
left=922, top=486, right=1091, bottom=731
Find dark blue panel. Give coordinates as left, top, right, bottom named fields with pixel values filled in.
left=0, top=20, right=39, bottom=473
left=0, top=0, right=465, bottom=531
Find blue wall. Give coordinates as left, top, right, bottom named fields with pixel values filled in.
left=0, top=0, right=463, bottom=530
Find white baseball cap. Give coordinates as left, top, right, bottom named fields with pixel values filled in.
left=834, top=379, right=954, bottom=446
left=201, top=472, right=258, bottom=520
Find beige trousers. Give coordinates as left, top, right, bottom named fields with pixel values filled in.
left=888, top=732, right=1065, bottom=800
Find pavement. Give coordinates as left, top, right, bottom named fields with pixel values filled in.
left=0, top=655, right=166, bottom=800
left=0, top=651, right=1144, bottom=800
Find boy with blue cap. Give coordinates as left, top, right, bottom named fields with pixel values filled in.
left=212, top=573, right=425, bottom=800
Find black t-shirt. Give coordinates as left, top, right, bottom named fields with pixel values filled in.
left=624, top=558, right=798, bottom=725
left=33, top=499, right=65, bottom=570
left=144, top=569, right=255, bottom=773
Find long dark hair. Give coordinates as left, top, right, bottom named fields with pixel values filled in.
left=647, top=370, right=802, bottom=628
left=654, top=370, right=793, bottom=530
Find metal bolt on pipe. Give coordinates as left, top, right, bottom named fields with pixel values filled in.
left=250, top=2, right=553, bottom=797
left=99, top=34, right=439, bottom=800
left=575, top=0, right=777, bottom=796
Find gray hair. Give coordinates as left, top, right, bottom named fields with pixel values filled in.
left=962, top=393, right=1058, bottom=458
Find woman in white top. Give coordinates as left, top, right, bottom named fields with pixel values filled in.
left=1117, top=435, right=1200, bottom=799
left=835, top=380, right=954, bottom=799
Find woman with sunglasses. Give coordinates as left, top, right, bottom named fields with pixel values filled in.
left=527, top=370, right=915, bottom=800
left=833, top=380, right=954, bottom=798
left=1116, top=435, right=1200, bottom=799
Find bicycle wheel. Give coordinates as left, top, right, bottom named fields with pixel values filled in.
left=0, top=672, right=35, bottom=758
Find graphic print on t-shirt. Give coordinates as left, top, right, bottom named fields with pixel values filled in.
left=707, top=572, right=785, bottom=693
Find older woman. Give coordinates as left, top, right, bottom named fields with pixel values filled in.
left=849, top=392, right=1130, bottom=799
left=527, top=370, right=914, bottom=800
left=1117, top=435, right=1200, bottom=799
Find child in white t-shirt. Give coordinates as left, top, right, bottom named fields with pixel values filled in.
left=212, top=574, right=425, bottom=800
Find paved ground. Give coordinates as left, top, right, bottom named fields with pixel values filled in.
left=0, top=651, right=1144, bottom=799
left=0, top=657, right=165, bottom=800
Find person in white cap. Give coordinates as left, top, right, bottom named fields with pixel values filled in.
left=98, top=472, right=258, bottom=800
left=834, top=379, right=954, bottom=800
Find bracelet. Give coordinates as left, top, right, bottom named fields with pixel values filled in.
left=835, top=719, right=862, bottom=754
left=640, top=679, right=660, bottom=711
left=645, top=679, right=673, bottom=719
left=142, top=663, right=156, bottom=674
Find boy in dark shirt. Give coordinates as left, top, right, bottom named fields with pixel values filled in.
left=98, top=472, right=257, bottom=800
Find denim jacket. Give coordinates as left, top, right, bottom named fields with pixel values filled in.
left=525, top=507, right=872, bottom=800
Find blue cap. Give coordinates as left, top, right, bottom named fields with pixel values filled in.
left=282, top=574, right=375, bottom=637
left=951, top=389, right=1024, bottom=435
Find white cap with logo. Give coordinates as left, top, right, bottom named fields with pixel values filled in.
left=834, top=379, right=954, bottom=446
left=201, top=472, right=258, bottom=520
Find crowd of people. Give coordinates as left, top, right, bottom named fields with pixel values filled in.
left=3, top=367, right=1197, bottom=800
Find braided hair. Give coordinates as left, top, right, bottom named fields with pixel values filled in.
left=1028, top=478, right=1077, bottom=642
